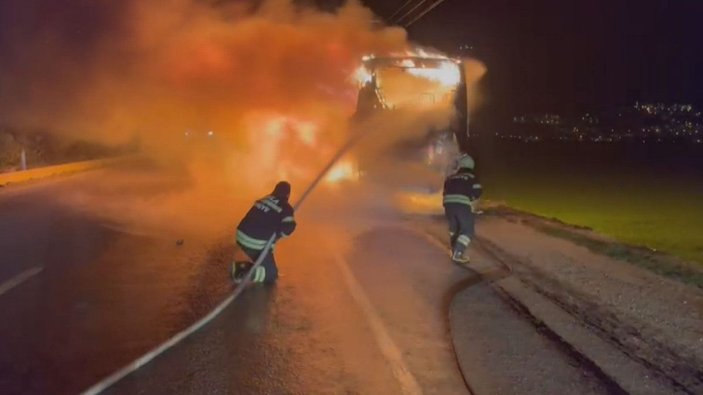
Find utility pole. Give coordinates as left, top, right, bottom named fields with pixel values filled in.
left=20, top=149, right=27, bottom=171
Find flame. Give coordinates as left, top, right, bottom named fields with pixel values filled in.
left=243, top=113, right=360, bottom=188
left=396, top=48, right=462, bottom=87
left=354, top=52, right=460, bottom=87
left=400, top=59, right=416, bottom=68
left=243, top=113, right=327, bottom=184
left=354, top=65, right=373, bottom=86
left=325, top=159, right=359, bottom=184
left=352, top=47, right=462, bottom=109
left=405, top=61, right=461, bottom=87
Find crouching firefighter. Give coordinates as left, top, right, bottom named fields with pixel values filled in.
left=232, top=181, right=297, bottom=284
left=443, top=154, right=483, bottom=264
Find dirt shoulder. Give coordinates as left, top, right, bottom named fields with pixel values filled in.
left=489, top=206, right=703, bottom=289
left=417, top=210, right=703, bottom=394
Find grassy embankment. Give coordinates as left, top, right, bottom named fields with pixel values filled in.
left=480, top=143, right=703, bottom=269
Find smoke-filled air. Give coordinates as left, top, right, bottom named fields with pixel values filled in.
left=0, top=0, right=486, bottom=238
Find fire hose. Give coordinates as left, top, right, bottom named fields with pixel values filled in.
left=81, top=128, right=366, bottom=395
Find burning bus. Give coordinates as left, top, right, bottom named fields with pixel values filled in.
left=352, top=53, right=470, bottom=186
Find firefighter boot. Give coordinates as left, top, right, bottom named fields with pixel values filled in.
left=232, top=261, right=254, bottom=284
left=451, top=246, right=470, bottom=264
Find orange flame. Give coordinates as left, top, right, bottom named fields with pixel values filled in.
left=325, top=159, right=359, bottom=184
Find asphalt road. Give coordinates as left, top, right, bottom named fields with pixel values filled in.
left=104, top=218, right=475, bottom=394
left=0, top=165, right=474, bottom=395
left=0, top=164, right=236, bottom=395
left=3, top=162, right=672, bottom=395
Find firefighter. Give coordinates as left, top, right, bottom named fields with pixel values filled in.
left=443, top=154, right=482, bottom=264
left=232, top=181, right=297, bottom=284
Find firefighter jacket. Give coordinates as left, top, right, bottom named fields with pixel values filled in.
left=236, top=194, right=296, bottom=251
left=443, top=168, right=483, bottom=206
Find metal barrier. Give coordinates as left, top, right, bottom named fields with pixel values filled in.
left=0, top=157, right=125, bottom=187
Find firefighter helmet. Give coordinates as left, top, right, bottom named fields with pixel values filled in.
left=457, top=154, right=475, bottom=170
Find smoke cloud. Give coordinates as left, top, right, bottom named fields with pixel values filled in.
left=0, top=0, right=485, bottom=237
left=1, top=0, right=401, bottom=138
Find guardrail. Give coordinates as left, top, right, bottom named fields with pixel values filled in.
left=0, top=157, right=126, bottom=187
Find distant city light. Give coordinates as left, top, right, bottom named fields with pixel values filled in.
left=501, top=102, right=701, bottom=144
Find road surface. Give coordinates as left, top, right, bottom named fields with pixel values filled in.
left=0, top=163, right=475, bottom=394
left=4, top=161, right=698, bottom=395
left=0, top=163, right=233, bottom=394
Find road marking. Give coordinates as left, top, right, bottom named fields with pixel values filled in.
left=331, top=249, right=423, bottom=395
left=80, top=236, right=277, bottom=395
left=0, top=266, right=43, bottom=296
left=417, top=229, right=452, bottom=253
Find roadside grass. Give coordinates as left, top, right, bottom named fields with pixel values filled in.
left=524, top=220, right=703, bottom=289
left=483, top=170, right=703, bottom=268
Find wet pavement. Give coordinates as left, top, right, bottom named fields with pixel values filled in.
left=105, top=193, right=474, bottom=394
left=0, top=169, right=474, bottom=394
left=3, top=164, right=671, bottom=395
left=0, top=168, right=233, bottom=395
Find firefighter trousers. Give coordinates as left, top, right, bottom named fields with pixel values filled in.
left=444, top=203, right=475, bottom=253
left=238, top=244, right=279, bottom=284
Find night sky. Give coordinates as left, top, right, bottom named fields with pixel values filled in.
left=1, top=0, right=702, bottom=127
left=363, top=0, right=703, bottom=121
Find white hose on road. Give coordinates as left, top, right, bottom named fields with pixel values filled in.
left=0, top=266, right=43, bottom=297
left=81, top=127, right=367, bottom=395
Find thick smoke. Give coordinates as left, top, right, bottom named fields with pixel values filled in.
left=0, top=0, right=404, bottom=146
left=0, top=0, right=485, bottom=237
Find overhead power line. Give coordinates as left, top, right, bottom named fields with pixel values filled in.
left=387, top=0, right=419, bottom=22
left=403, top=0, right=448, bottom=27
left=393, top=0, right=431, bottom=25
